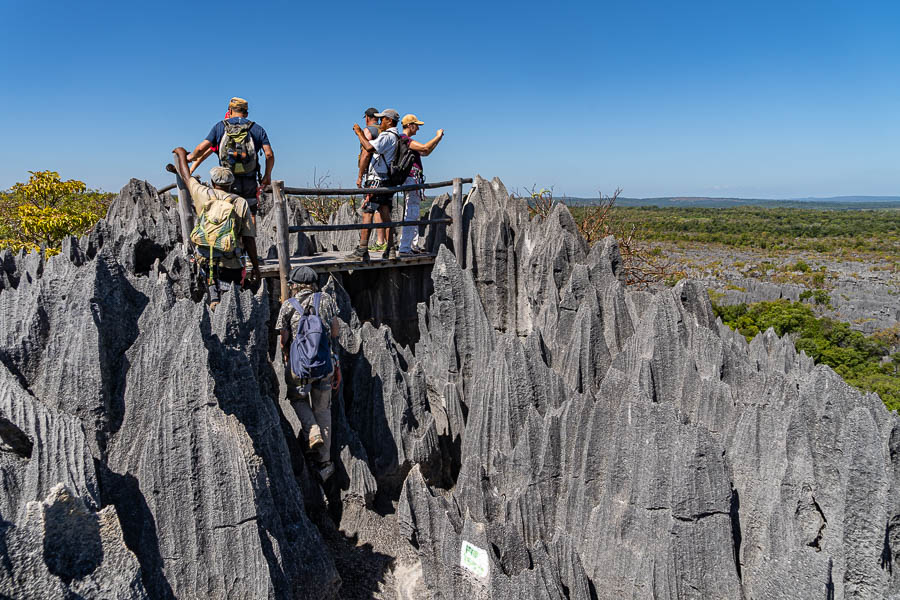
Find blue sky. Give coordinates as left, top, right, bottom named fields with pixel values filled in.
left=4, top=0, right=899, bottom=198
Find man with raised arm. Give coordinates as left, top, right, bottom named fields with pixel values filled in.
left=171, top=147, right=261, bottom=311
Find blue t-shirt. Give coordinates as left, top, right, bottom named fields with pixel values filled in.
left=205, top=118, right=271, bottom=174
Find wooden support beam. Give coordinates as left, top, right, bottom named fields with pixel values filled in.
left=452, top=177, right=464, bottom=268
left=286, top=218, right=451, bottom=233
left=170, top=161, right=195, bottom=257
left=271, top=180, right=291, bottom=303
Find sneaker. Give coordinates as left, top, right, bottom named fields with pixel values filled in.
left=308, top=431, right=324, bottom=451
left=382, top=246, right=397, bottom=260
left=397, top=251, right=415, bottom=258
left=411, top=246, right=426, bottom=254
left=370, top=242, right=387, bottom=251
left=345, top=246, right=370, bottom=262
left=209, top=301, right=220, bottom=312
left=317, top=461, right=335, bottom=481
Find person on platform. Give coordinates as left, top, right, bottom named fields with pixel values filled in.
left=397, top=114, right=444, bottom=256
left=188, top=97, right=274, bottom=223
left=347, top=109, right=402, bottom=261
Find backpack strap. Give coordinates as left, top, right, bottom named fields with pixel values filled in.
left=312, top=292, right=322, bottom=317
left=287, top=297, right=302, bottom=314
left=379, top=130, right=400, bottom=171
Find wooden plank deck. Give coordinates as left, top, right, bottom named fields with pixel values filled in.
left=259, top=250, right=437, bottom=276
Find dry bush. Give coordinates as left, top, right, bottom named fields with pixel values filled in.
left=295, top=169, right=358, bottom=223
left=521, top=186, right=685, bottom=288
left=527, top=186, right=556, bottom=219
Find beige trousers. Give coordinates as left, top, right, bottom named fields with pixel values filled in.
left=287, top=372, right=333, bottom=464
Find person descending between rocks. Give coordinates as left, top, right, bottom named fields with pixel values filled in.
left=171, top=147, right=261, bottom=312
left=397, top=114, right=444, bottom=256
left=276, top=266, right=341, bottom=481
left=347, top=109, right=402, bottom=261
left=357, top=107, right=388, bottom=250
left=188, top=97, right=275, bottom=224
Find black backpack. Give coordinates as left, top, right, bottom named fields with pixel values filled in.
left=382, top=132, right=418, bottom=186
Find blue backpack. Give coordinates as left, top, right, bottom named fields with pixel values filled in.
left=288, top=293, right=332, bottom=380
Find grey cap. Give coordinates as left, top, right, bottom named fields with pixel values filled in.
left=374, top=108, right=400, bottom=122
left=209, top=166, right=235, bottom=186
left=289, top=266, right=318, bottom=284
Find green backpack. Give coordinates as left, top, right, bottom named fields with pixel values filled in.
left=217, top=120, right=258, bottom=176
left=190, top=191, right=238, bottom=269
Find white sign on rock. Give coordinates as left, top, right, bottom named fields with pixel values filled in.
left=460, top=540, right=489, bottom=578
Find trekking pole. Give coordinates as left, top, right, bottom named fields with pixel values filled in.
left=166, top=162, right=195, bottom=257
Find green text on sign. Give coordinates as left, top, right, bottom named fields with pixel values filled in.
left=460, top=540, right=489, bottom=578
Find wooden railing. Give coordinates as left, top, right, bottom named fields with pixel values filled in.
left=269, top=177, right=472, bottom=301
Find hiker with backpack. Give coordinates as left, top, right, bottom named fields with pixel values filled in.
left=275, top=266, right=341, bottom=481
left=397, top=114, right=444, bottom=256
left=357, top=107, right=388, bottom=250
left=171, top=147, right=261, bottom=312
left=347, top=109, right=402, bottom=261
left=187, top=97, right=274, bottom=223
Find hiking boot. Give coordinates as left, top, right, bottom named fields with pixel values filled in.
left=397, top=251, right=415, bottom=258
left=382, top=245, right=397, bottom=260
left=345, top=246, right=370, bottom=262
left=317, top=461, right=335, bottom=481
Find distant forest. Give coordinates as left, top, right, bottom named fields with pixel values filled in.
left=570, top=205, right=900, bottom=254
left=564, top=196, right=900, bottom=210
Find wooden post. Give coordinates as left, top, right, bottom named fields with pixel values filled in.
left=271, top=180, right=291, bottom=303
left=172, top=169, right=195, bottom=256
left=452, top=178, right=464, bottom=268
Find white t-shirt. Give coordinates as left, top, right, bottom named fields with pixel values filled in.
left=368, top=127, right=400, bottom=177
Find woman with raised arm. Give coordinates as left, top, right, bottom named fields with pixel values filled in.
left=397, top=114, right=444, bottom=256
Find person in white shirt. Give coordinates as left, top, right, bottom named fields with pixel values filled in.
left=348, top=109, right=401, bottom=261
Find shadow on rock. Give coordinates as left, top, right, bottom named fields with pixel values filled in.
left=98, top=465, right=175, bottom=600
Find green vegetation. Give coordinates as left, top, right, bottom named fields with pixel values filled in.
left=799, top=288, right=831, bottom=306
left=712, top=298, right=900, bottom=410
left=1, top=171, right=113, bottom=256
left=570, top=205, right=900, bottom=255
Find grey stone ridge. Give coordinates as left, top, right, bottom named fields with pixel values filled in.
left=0, top=175, right=898, bottom=599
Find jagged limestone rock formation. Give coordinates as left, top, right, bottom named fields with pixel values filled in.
left=1, top=484, right=148, bottom=599
left=1, top=179, right=339, bottom=599
left=396, top=176, right=900, bottom=599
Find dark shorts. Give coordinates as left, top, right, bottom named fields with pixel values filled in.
left=196, top=258, right=243, bottom=304
left=232, top=175, right=259, bottom=214
left=363, top=177, right=392, bottom=214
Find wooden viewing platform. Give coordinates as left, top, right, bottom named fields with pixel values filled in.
left=258, top=250, right=438, bottom=276
left=165, top=156, right=471, bottom=301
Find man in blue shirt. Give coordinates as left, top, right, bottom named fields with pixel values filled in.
left=188, top=97, right=275, bottom=219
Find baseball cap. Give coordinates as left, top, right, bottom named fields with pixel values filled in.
left=289, top=266, right=318, bottom=284
left=401, top=114, right=424, bottom=126
left=364, top=107, right=379, bottom=118
left=374, top=108, right=400, bottom=121
left=209, top=167, right=235, bottom=186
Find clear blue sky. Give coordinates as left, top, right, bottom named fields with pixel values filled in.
left=5, top=0, right=899, bottom=198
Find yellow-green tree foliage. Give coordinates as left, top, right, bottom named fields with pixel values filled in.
left=0, top=171, right=112, bottom=256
